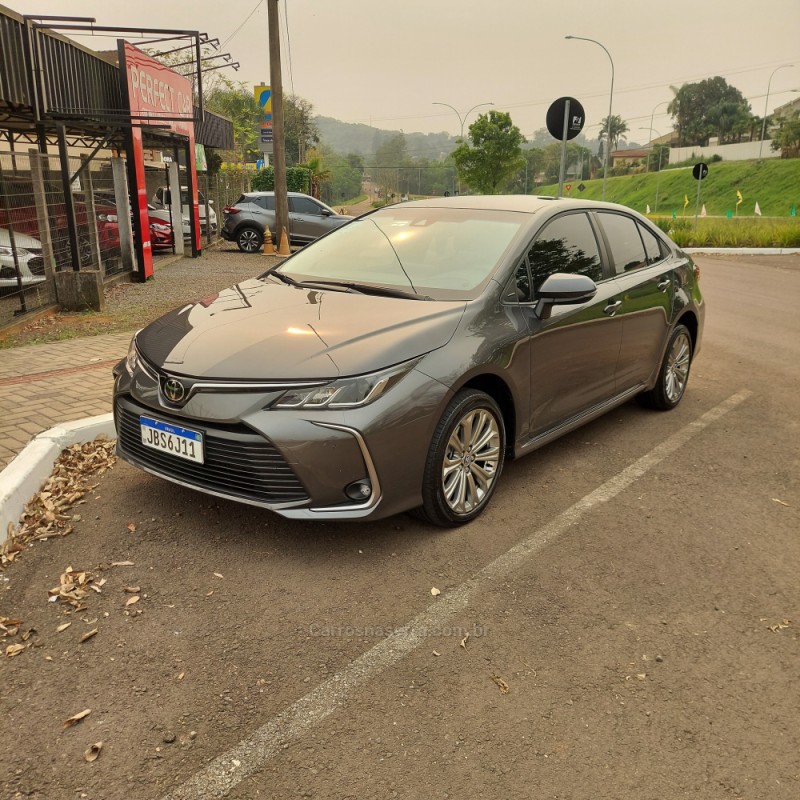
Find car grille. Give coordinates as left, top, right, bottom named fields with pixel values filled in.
left=27, top=257, right=45, bottom=276
left=115, top=400, right=308, bottom=505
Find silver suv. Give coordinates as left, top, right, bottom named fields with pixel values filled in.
left=221, top=191, right=352, bottom=252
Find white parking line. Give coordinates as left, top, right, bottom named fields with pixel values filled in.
left=162, top=389, right=752, bottom=800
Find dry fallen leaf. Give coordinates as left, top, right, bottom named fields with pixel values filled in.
left=111, top=561, right=135, bottom=567
left=771, top=498, right=789, bottom=507
left=430, top=587, right=441, bottom=596
left=84, top=742, right=103, bottom=762
left=460, top=633, right=470, bottom=650
left=491, top=675, right=510, bottom=695
left=177, top=672, right=185, bottom=681
left=2, top=440, right=116, bottom=567
left=125, top=596, right=140, bottom=607
left=124, top=586, right=141, bottom=594
left=5, top=643, right=27, bottom=657
left=79, top=629, right=98, bottom=643
left=432, top=650, right=440, bottom=657
left=127, top=523, right=136, bottom=532
left=56, top=622, right=72, bottom=633
left=64, top=708, right=92, bottom=729
left=213, top=573, right=224, bottom=579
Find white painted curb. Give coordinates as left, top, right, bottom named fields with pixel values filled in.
left=0, top=413, right=116, bottom=547
left=684, top=247, right=800, bottom=255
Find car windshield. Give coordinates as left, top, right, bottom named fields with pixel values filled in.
left=271, top=206, right=524, bottom=301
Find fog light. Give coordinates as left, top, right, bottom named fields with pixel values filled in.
left=345, top=480, right=372, bottom=501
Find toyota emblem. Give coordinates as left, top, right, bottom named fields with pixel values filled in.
left=164, top=378, right=186, bottom=403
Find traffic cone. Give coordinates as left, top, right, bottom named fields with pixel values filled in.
left=277, top=226, right=291, bottom=256
left=262, top=227, right=275, bottom=255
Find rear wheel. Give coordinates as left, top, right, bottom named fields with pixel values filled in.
left=638, top=324, right=693, bottom=410
left=416, top=389, right=505, bottom=527
left=236, top=226, right=263, bottom=253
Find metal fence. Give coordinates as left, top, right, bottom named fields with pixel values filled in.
left=0, top=150, right=134, bottom=328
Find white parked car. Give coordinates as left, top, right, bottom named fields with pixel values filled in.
left=0, top=228, right=46, bottom=293
left=150, top=186, right=217, bottom=237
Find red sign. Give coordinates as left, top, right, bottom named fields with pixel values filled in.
left=123, top=43, right=194, bottom=134
left=565, top=183, right=572, bottom=193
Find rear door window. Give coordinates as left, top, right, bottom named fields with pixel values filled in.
left=254, top=195, right=275, bottom=211
left=597, top=212, right=647, bottom=274
left=639, top=223, right=666, bottom=265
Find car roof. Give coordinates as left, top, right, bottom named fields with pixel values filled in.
left=243, top=191, right=313, bottom=198
left=401, top=195, right=638, bottom=215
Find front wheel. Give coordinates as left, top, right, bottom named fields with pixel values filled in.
left=638, top=324, right=693, bottom=410
left=416, top=389, right=505, bottom=527
left=236, top=226, right=263, bottom=253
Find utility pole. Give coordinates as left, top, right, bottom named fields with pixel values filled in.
left=267, top=0, right=289, bottom=247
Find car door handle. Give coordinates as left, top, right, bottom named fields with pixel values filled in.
left=657, top=278, right=671, bottom=291
left=603, top=300, right=622, bottom=316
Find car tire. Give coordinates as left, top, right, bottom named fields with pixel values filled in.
left=236, top=226, right=263, bottom=253
left=638, top=324, right=693, bottom=410
left=415, top=389, right=505, bottom=527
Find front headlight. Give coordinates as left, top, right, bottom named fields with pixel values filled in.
left=150, top=223, right=171, bottom=233
left=125, top=333, right=140, bottom=376
left=272, top=358, right=420, bottom=409
left=0, top=246, right=30, bottom=258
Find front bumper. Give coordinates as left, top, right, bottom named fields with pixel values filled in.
left=113, top=357, right=447, bottom=521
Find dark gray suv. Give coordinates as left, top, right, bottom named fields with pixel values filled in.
left=221, top=191, right=352, bottom=252
left=115, top=196, right=704, bottom=527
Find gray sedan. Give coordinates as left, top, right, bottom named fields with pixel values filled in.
left=113, top=196, right=704, bottom=526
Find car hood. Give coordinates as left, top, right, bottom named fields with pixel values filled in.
left=136, top=278, right=465, bottom=380
left=0, top=228, right=42, bottom=250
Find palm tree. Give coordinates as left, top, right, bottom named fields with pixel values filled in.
left=598, top=115, right=629, bottom=156
left=298, top=153, right=331, bottom=199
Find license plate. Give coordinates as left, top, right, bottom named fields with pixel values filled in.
left=140, top=416, right=204, bottom=464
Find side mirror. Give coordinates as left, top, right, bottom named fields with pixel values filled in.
left=321, top=208, right=332, bottom=217
left=534, top=273, right=597, bottom=319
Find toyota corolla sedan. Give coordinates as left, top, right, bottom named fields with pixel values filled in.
left=113, top=196, right=704, bottom=526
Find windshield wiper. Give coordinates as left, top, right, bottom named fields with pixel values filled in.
left=263, top=268, right=301, bottom=287
left=297, top=280, right=432, bottom=301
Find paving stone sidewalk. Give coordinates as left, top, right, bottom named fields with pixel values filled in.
left=0, top=331, right=132, bottom=468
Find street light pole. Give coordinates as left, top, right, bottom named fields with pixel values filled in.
left=759, top=64, right=794, bottom=160
left=565, top=35, right=614, bottom=201
left=646, top=101, right=669, bottom=173
left=432, top=101, right=493, bottom=194
left=640, top=126, right=663, bottom=214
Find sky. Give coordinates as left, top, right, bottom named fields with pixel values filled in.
left=5, top=0, right=800, bottom=149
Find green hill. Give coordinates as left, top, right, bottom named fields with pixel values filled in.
left=533, top=159, right=800, bottom=218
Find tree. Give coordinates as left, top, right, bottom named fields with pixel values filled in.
left=451, top=111, right=526, bottom=194
left=284, top=95, right=320, bottom=165
left=204, top=84, right=262, bottom=164
left=668, top=77, right=751, bottom=146
left=598, top=115, right=629, bottom=156
left=771, top=110, right=800, bottom=157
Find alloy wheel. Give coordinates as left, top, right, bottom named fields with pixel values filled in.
left=665, top=330, right=691, bottom=404
left=441, top=408, right=501, bottom=515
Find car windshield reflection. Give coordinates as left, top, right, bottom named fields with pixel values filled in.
left=272, top=207, right=524, bottom=301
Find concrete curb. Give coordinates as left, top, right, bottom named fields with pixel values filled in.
left=684, top=247, right=800, bottom=255
left=0, top=413, right=116, bottom=547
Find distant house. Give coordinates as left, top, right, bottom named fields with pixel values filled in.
left=609, top=148, right=650, bottom=168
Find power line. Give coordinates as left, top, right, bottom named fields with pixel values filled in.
left=282, top=0, right=295, bottom=97
left=221, top=0, right=263, bottom=50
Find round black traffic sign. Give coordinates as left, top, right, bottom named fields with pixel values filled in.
left=693, top=162, right=709, bottom=180
left=546, top=97, right=585, bottom=141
